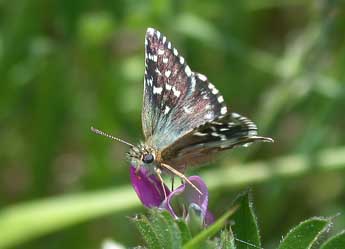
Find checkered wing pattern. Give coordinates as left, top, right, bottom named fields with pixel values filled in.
left=161, top=112, right=273, bottom=172
left=142, top=28, right=228, bottom=150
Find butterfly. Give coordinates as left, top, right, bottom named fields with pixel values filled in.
left=91, top=28, right=273, bottom=195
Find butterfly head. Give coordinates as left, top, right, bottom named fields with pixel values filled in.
left=127, top=142, right=160, bottom=173
left=90, top=127, right=161, bottom=173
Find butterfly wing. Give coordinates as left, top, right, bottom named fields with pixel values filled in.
left=161, top=112, right=273, bottom=172
left=142, top=28, right=227, bottom=150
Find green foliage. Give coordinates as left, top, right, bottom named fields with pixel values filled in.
left=231, top=191, right=261, bottom=249
left=133, top=209, right=185, bottom=249
left=132, top=192, right=344, bottom=249
left=132, top=204, right=239, bottom=249
left=133, top=214, right=163, bottom=249
left=183, top=205, right=239, bottom=249
left=320, top=231, right=345, bottom=249
left=219, top=229, right=236, bottom=249
left=278, top=217, right=331, bottom=249
left=176, top=219, right=193, bottom=244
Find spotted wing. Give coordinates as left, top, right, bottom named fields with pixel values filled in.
left=142, top=28, right=227, bottom=150
left=161, top=112, right=273, bottom=172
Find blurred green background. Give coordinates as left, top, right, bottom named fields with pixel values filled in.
left=1, top=0, right=345, bottom=248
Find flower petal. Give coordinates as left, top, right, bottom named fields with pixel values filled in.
left=130, top=166, right=170, bottom=208
left=205, top=211, right=214, bottom=226
left=162, top=176, right=209, bottom=220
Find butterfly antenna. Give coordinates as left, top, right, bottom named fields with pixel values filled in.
left=90, top=126, right=134, bottom=147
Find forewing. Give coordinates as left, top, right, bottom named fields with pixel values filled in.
left=161, top=112, right=273, bottom=171
left=142, top=28, right=227, bottom=150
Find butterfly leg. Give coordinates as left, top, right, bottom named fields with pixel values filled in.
left=161, top=163, right=202, bottom=195
left=171, top=176, right=175, bottom=191
left=135, top=165, right=142, bottom=174
left=155, top=168, right=167, bottom=199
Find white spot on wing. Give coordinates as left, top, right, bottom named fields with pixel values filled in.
left=221, top=106, right=227, bottom=115
left=211, top=121, right=223, bottom=125
left=168, top=42, right=171, bottom=49
left=153, top=86, right=163, bottom=95
left=158, top=49, right=164, bottom=55
left=180, top=56, right=185, bottom=64
left=155, top=68, right=161, bottom=75
left=162, top=36, right=166, bottom=44
left=208, top=83, right=215, bottom=90
left=191, top=76, right=196, bottom=92
left=243, top=142, right=253, bottom=147
left=194, top=132, right=207, bottom=137
left=198, top=74, right=207, bottom=81
left=156, top=30, right=161, bottom=39
left=232, top=113, right=240, bottom=118
left=163, top=57, right=168, bottom=64
left=185, top=65, right=192, bottom=77
left=228, top=122, right=236, bottom=127
left=166, top=83, right=172, bottom=90
left=211, top=132, right=219, bottom=137
left=211, top=132, right=227, bottom=140
left=183, top=106, right=192, bottom=114
left=217, top=96, right=224, bottom=103
left=212, top=88, right=219, bottom=95
left=146, top=78, right=153, bottom=86
left=147, top=28, right=155, bottom=35
left=172, top=86, right=181, bottom=97
left=164, top=106, right=171, bottom=114
left=173, top=48, right=178, bottom=56
left=205, top=113, right=213, bottom=119
left=165, top=70, right=171, bottom=78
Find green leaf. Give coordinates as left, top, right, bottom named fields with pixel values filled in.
left=183, top=205, right=239, bottom=249
left=133, top=209, right=183, bottom=249
left=278, top=217, right=331, bottom=249
left=320, top=230, right=345, bottom=249
left=176, top=219, right=192, bottom=244
left=219, top=228, right=237, bottom=249
left=148, top=209, right=175, bottom=249
left=231, top=191, right=261, bottom=249
left=132, top=214, right=163, bottom=249
left=154, top=210, right=182, bottom=249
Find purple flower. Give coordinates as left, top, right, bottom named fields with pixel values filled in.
left=130, top=166, right=170, bottom=208
left=130, top=166, right=213, bottom=226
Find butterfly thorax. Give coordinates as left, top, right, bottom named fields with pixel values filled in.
left=127, top=142, right=162, bottom=174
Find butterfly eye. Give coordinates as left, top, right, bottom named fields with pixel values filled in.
left=142, top=153, right=154, bottom=164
